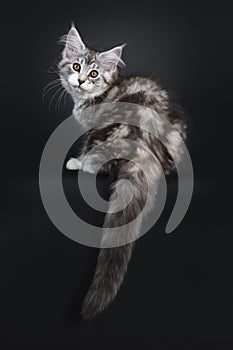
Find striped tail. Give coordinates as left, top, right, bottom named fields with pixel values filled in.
left=81, top=158, right=161, bottom=320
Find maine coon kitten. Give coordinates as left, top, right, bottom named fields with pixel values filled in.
left=57, top=25, right=186, bottom=319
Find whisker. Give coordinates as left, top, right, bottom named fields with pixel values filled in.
left=42, top=81, right=61, bottom=93
left=63, top=90, right=69, bottom=108
left=55, top=88, right=66, bottom=111
left=49, top=86, right=64, bottom=109
left=42, top=84, right=62, bottom=102
left=42, top=78, right=61, bottom=91
left=42, top=79, right=62, bottom=101
left=58, top=89, right=66, bottom=111
left=46, top=66, right=60, bottom=75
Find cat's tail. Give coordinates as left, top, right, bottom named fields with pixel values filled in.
left=81, top=159, right=161, bottom=320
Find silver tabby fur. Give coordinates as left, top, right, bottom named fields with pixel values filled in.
left=57, top=25, right=186, bottom=319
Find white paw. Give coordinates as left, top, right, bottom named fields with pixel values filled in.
left=66, top=158, right=82, bottom=170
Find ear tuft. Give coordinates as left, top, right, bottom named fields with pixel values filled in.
left=98, top=45, right=126, bottom=71
left=61, top=25, right=86, bottom=59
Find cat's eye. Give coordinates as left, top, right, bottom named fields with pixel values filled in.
left=73, top=63, right=81, bottom=72
left=90, top=70, right=98, bottom=78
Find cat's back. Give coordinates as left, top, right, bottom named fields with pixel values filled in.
left=105, top=75, right=186, bottom=138
left=107, top=76, right=169, bottom=107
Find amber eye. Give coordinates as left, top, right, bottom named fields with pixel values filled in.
left=73, top=63, right=81, bottom=72
left=90, top=70, right=98, bottom=78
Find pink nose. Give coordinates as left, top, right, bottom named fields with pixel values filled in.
left=78, top=79, right=85, bottom=85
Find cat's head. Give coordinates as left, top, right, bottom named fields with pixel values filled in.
left=58, top=25, right=125, bottom=100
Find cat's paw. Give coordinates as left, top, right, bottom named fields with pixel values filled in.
left=66, top=158, right=82, bottom=170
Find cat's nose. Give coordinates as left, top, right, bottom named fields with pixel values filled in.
left=78, top=79, right=85, bottom=85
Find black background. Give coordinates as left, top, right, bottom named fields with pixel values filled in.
left=1, top=0, right=233, bottom=349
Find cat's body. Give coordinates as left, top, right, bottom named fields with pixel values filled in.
left=58, top=25, right=186, bottom=319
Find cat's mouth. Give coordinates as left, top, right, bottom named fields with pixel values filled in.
left=71, top=84, right=82, bottom=89
left=73, top=84, right=85, bottom=91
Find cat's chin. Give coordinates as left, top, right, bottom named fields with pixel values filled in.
left=72, top=85, right=89, bottom=96
left=72, top=87, right=105, bottom=99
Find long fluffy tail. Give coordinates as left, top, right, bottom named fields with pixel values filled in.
left=81, top=160, right=160, bottom=320
left=81, top=243, right=134, bottom=320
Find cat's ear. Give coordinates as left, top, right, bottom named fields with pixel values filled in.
left=98, top=45, right=125, bottom=71
left=62, top=25, right=86, bottom=58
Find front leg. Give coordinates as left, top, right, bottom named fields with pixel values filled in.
left=66, top=153, right=107, bottom=174
left=66, top=132, right=89, bottom=171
